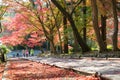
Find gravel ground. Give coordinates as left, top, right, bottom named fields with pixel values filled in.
left=5, top=58, right=99, bottom=80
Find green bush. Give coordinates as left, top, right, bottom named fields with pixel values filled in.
left=107, top=45, right=112, bottom=50
left=0, top=45, right=10, bottom=53
left=0, top=45, right=10, bottom=62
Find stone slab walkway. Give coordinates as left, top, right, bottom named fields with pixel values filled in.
left=23, top=57, right=120, bottom=80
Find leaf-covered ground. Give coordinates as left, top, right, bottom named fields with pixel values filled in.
left=0, top=63, right=5, bottom=80
left=6, top=58, right=100, bottom=80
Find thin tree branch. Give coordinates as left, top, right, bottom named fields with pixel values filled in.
left=70, top=0, right=83, bottom=15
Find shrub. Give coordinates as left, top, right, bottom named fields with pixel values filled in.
left=0, top=45, right=10, bottom=62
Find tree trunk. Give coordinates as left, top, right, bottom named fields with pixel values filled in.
left=0, top=22, right=2, bottom=33
left=46, top=41, right=50, bottom=51
left=1, top=53, right=5, bottom=62
left=48, top=0, right=63, bottom=54
left=91, top=0, right=106, bottom=52
left=49, top=29, right=57, bottom=54
left=57, top=33, right=63, bottom=54
left=101, top=15, right=107, bottom=50
left=50, top=39, right=57, bottom=54
left=74, top=37, right=80, bottom=52
left=56, top=22, right=63, bottom=54
left=68, top=17, right=90, bottom=52
left=63, top=16, right=68, bottom=53
left=51, top=0, right=91, bottom=52
left=83, top=0, right=87, bottom=43
left=111, top=0, right=119, bottom=51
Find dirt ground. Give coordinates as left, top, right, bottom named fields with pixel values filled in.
left=5, top=58, right=99, bottom=80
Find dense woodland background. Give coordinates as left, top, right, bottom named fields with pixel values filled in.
left=0, top=0, right=120, bottom=56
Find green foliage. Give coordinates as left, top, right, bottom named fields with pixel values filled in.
left=87, top=38, right=99, bottom=51
left=0, top=45, right=10, bottom=62
left=107, top=45, right=113, bottom=50
left=74, top=6, right=92, bottom=32
left=0, top=45, right=10, bottom=54
left=68, top=47, right=74, bottom=54
left=91, top=47, right=99, bottom=51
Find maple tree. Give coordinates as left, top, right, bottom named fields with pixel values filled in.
left=1, top=0, right=63, bottom=54
left=0, top=2, right=45, bottom=49
left=29, top=0, right=64, bottom=53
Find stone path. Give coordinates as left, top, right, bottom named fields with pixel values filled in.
left=23, top=57, right=120, bottom=80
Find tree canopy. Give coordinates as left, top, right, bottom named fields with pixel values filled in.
left=0, top=0, right=120, bottom=53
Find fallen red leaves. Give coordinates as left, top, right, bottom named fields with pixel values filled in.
left=0, top=63, right=5, bottom=80
left=6, top=59, right=99, bottom=80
